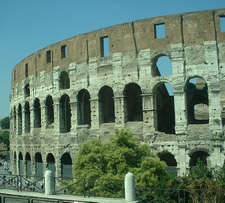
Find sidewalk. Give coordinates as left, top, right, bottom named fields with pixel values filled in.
left=0, top=189, right=138, bottom=203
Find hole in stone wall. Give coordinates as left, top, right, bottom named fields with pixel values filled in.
left=25, top=63, right=28, bottom=78
left=61, top=45, right=67, bottom=58
left=153, top=55, right=172, bottom=76
left=155, top=23, right=166, bottom=39
left=46, top=50, right=51, bottom=63
left=100, top=36, right=109, bottom=57
left=220, top=16, right=225, bottom=32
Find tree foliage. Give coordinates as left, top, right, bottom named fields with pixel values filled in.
left=69, top=129, right=167, bottom=197
left=0, top=116, right=10, bottom=129
left=0, top=131, right=10, bottom=150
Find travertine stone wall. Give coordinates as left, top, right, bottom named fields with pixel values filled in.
left=10, top=9, right=225, bottom=177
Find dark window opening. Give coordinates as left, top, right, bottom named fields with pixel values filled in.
left=59, top=94, right=71, bottom=133
left=19, top=152, right=24, bottom=176
left=46, top=96, right=54, bottom=127
left=18, top=104, right=22, bottom=135
left=100, top=36, right=109, bottom=57
left=99, top=86, right=115, bottom=123
left=24, top=84, right=30, bottom=98
left=46, top=50, right=51, bottom=63
left=25, top=153, right=32, bottom=177
left=153, top=55, right=172, bottom=77
left=220, top=16, right=225, bottom=32
left=190, top=151, right=209, bottom=168
left=77, top=89, right=91, bottom=125
left=25, top=63, right=28, bottom=78
left=59, top=71, right=70, bottom=89
left=13, top=107, right=16, bottom=132
left=14, top=70, right=16, bottom=81
left=34, top=98, right=41, bottom=128
left=61, top=45, right=67, bottom=58
left=35, top=153, right=43, bottom=178
left=24, top=102, right=30, bottom=133
left=61, top=153, right=72, bottom=180
left=155, top=23, right=166, bottom=39
left=159, top=152, right=177, bottom=175
left=155, top=83, right=175, bottom=134
left=185, top=77, right=209, bottom=124
left=124, top=83, right=143, bottom=122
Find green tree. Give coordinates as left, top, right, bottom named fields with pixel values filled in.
left=0, top=116, right=10, bottom=129
left=69, top=129, right=167, bottom=197
left=0, top=131, right=10, bottom=150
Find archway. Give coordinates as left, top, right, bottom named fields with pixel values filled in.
left=45, top=95, right=54, bottom=127
left=124, top=83, right=143, bottom=122
left=19, top=152, right=24, bottom=176
left=34, top=98, right=41, bottom=128
left=152, top=55, right=172, bottom=77
left=24, top=102, right=30, bottom=133
left=77, top=89, right=91, bottom=125
left=18, top=104, right=22, bottom=135
left=61, top=153, right=72, bottom=180
left=46, top=153, right=56, bottom=177
left=189, top=151, right=209, bottom=168
left=99, top=86, right=115, bottom=123
left=159, top=152, right=177, bottom=175
left=59, top=71, right=70, bottom=89
left=25, top=152, right=32, bottom=177
left=35, top=153, right=43, bottom=178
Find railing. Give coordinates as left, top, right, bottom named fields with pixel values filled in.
left=0, top=174, right=124, bottom=199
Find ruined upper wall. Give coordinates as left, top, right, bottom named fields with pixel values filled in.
left=11, top=9, right=225, bottom=87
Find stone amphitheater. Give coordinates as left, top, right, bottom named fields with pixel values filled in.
left=10, top=8, right=225, bottom=178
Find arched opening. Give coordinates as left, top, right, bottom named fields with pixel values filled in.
left=124, top=83, right=143, bottom=122
left=185, top=77, right=209, bottom=124
left=99, top=86, right=115, bottom=123
left=24, top=102, right=30, bottom=133
left=34, top=98, right=41, bottom=128
left=14, top=152, right=17, bottom=174
left=59, top=71, right=70, bottom=89
left=159, top=152, right=177, bottom=175
left=189, top=151, right=209, bottom=168
left=154, top=82, right=175, bottom=134
left=61, top=153, right=72, bottom=180
left=24, top=84, right=30, bottom=98
left=18, top=104, right=22, bottom=135
left=152, top=55, right=172, bottom=77
left=35, top=153, right=43, bottom=178
left=25, top=152, right=32, bottom=177
left=19, top=152, right=24, bottom=176
left=77, top=89, right=91, bottom=125
left=59, top=94, right=71, bottom=133
left=46, top=153, right=56, bottom=177
left=45, top=96, right=54, bottom=127
left=13, top=106, right=16, bottom=133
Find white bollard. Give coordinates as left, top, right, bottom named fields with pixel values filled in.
left=45, top=170, right=53, bottom=195
left=125, top=172, right=136, bottom=202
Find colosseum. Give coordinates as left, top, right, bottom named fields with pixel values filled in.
left=10, top=9, right=225, bottom=178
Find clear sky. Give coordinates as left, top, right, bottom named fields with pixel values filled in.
left=0, top=0, right=224, bottom=119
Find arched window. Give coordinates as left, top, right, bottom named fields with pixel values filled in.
left=77, top=89, right=91, bottom=125
left=14, top=152, right=17, bottom=174
left=124, top=83, right=143, bottom=122
left=13, top=106, right=16, bottom=133
left=185, top=77, right=209, bottom=124
left=152, top=55, right=172, bottom=77
left=46, top=153, right=56, bottom=177
left=45, top=96, right=54, bottom=127
left=19, top=152, right=24, bottom=176
left=189, top=151, right=209, bottom=168
left=25, top=152, right=32, bottom=177
left=59, top=94, right=71, bottom=133
left=99, top=86, right=115, bottom=123
left=34, top=98, right=41, bottom=128
left=24, top=84, right=30, bottom=98
left=159, top=152, right=177, bottom=175
left=154, top=82, right=175, bottom=134
left=61, top=153, right=72, bottom=180
left=59, top=71, right=70, bottom=89
left=24, top=102, right=30, bottom=133
left=18, top=104, right=22, bottom=135
left=35, top=153, right=43, bottom=178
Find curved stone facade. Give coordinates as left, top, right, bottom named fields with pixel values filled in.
left=10, top=9, right=225, bottom=177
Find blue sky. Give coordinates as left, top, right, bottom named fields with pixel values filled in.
left=0, top=0, right=224, bottom=119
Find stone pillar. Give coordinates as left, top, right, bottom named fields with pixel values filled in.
left=211, top=142, right=222, bottom=167
left=70, top=99, right=78, bottom=132
left=138, top=49, right=152, bottom=78
left=40, top=100, right=46, bottom=131
left=29, top=106, right=34, bottom=135
left=90, top=98, right=100, bottom=129
left=45, top=170, right=53, bottom=195
left=54, top=100, right=60, bottom=133
left=113, top=52, right=123, bottom=82
left=114, top=96, right=125, bottom=128
left=141, top=93, right=156, bottom=132
left=52, top=66, right=60, bottom=91
left=125, top=172, right=136, bottom=202
left=173, top=89, right=187, bottom=134
left=177, top=142, right=187, bottom=176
